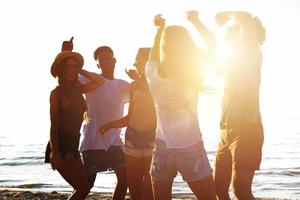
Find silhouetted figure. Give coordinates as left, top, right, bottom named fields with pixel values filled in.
left=79, top=46, right=128, bottom=200
left=99, top=48, right=156, bottom=200
left=213, top=11, right=265, bottom=200
left=46, top=50, right=103, bottom=200
left=145, top=13, right=217, bottom=200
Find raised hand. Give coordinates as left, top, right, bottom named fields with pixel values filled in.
left=186, top=10, right=199, bottom=22
left=153, top=14, right=165, bottom=27
left=61, top=37, right=74, bottom=51
left=125, top=69, right=139, bottom=81
left=215, top=12, right=230, bottom=26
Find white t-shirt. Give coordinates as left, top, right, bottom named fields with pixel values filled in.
left=145, top=61, right=202, bottom=149
left=79, top=74, right=129, bottom=151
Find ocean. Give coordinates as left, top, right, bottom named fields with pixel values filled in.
left=0, top=92, right=299, bottom=199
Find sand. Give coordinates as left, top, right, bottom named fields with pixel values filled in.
left=0, top=189, right=293, bottom=200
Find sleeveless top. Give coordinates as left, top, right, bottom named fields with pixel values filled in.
left=45, top=85, right=86, bottom=162
left=128, top=82, right=157, bottom=131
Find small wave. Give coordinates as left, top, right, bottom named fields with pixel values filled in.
left=12, top=156, right=44, bottom=160
left=257, top=169, right=300, bottom=177
left=0, top=160, right=43, bottom=166
left=0, top=179, right=22, bottom=183
left=17, top=184, right=52, bottom=189
left=281, top=171, right=300, bottom=176
left=0, top=184, right=44, bottom=189
left=0, top=156, right=44, bottom=166
left=0, top=144, right=15, bottom=147
left=0, top=183, right=70, bottom=190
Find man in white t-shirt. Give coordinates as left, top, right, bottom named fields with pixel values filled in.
left=79, top=46, right=129, bottom=200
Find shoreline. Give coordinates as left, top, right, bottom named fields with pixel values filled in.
left=0, top=189, right=295, bottom=200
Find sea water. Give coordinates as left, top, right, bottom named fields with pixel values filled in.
left=0, top=92, right=299, bottom=199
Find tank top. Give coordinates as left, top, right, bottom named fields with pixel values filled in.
left=128, top=83, right=156, bottom=131
left=45, top=85, right=86, bottom=162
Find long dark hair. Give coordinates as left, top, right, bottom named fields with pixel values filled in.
left=56, top=58, right=79, bottom=87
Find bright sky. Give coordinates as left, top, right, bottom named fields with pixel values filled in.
left=0, top=0, right=299, bottom=136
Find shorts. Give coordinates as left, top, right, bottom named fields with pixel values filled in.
left=124, top=126, right=155, bottom=158
left=82, top=145, right=125, bottom=173
left=44, top=140, right=80, bottom=163
left=215, top=124, right=264, bottom=170
left=151, top=139, right=212, bottom=182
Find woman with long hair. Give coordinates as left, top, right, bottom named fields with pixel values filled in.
left=99, top=48, right=156, bottom=200
left=46, top=50, right=104, bottom=200
left=145, top=13, right=217, bottom=200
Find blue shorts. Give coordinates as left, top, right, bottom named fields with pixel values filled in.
left=82, top=145, right=125, bottom=173
left=151, top=139, right=212, bottom=182
left=124, top=126, right=155, bottom=158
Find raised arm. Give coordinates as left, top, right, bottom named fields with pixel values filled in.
left=79, top=69, right=104, bottom=93
left=149, top=14, right=165, bottom=62
left=187, top=10, right=217, bottom=51
left=216, top=11, right=263, bottom=45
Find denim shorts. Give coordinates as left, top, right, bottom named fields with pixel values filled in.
left=82, top=145, right=125, bottom=173
left=151, top=139, right=212, bottom=182
left=124, top=126, right=155, bottom=158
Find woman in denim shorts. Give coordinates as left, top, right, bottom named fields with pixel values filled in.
left=145, top=13, right=217, bottom=200
left=99, top=48, right=157, bottom=200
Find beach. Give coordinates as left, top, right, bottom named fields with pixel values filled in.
left=0, top=189, right=295, bottom=200
left=0, top=189, right=194, bottom=199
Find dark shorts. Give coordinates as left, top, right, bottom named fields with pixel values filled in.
left=82, top=145, right=125, bottom=173
left=124, top=126, right=155, bottom=158
left=44, top=141, right=80, bottom=163
left=215, top=124, right=264, bottom=170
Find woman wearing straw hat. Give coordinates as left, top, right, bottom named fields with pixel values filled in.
left=47, top=51, right=104, bottom=199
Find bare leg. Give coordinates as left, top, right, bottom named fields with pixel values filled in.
left=214, top=167, right=232, bottom=200
left=188, top=174, right=217, bottom=200
left=232, top=170, right=255, bottom=200
left=113, top=165, right=128, bottom=200
left=152, top=180, right=173, bottom=200
left=86, top=172, right=97, bottom=189
left=125, top=154, right=143, bottom=200
left=214, top=150, right=232, bottom=200
left=57, top=156, right=90, bottom=200
left=142, top=155, right=154, bottom=200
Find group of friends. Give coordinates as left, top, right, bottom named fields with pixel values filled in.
left=45, top=11, right=265, bottom=200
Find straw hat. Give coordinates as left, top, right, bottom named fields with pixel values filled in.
left=51, top=51, right=84, bottom=77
